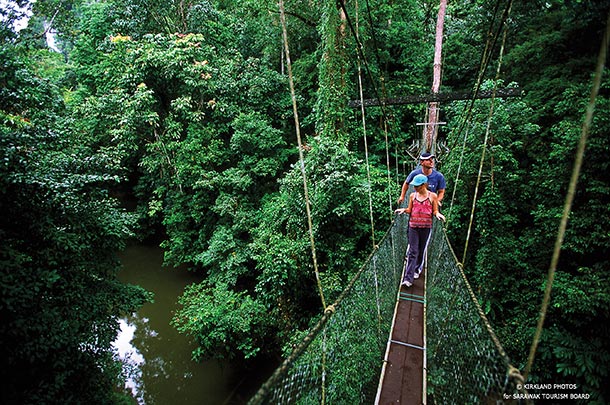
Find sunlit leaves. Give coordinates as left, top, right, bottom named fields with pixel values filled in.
left=172, top=281, right=268, bottom=360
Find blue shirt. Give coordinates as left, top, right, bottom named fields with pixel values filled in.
left=406, top=168, right=446, bottom=194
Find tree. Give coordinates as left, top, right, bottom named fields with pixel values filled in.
left=0, top=44, right=150, bottom=403
left=442, top=1, right=610, bottom=401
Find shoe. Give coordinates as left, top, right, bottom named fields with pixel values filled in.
left=414, top=271, right=420, bottom=279
left=401, top=280, right=413, bottom=288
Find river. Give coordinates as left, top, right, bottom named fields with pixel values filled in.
left=113, top=244, right=270, bottom=404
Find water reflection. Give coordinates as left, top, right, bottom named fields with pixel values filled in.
left=114, top=319, right=145, bottom=403
left=112, top=245, right=237, bottom=405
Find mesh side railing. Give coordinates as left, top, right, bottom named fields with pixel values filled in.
left=249, top=214, right=409, bottom=405
left=426, top=221, right=526, bottom=404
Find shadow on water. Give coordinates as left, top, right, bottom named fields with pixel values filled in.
left=113, top=244, right=275, bottom=405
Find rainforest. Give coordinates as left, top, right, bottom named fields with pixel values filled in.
left=1, top=0, right=609, bottom=403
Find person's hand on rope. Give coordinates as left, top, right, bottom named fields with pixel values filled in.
left=435, top=212, right=446, bottom=222
left=395, top=208, right=409, bottom=215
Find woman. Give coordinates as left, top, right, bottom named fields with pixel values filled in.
left=395, top=174, right=445, bottom=287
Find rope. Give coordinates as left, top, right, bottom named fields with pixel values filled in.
left=425, top=220, right=527, bottom=402
left=248, top=217, right=397, bottom=405
left=336, top=0, right=398, bottom=217
left=445, top=0, right=514, bottom=228
left=336, top=0, right=390, bottom=126
left=446, top=125, right=470, bottom=220
left=363, top=0, right=384, bottom=72
left=446, top=0, right=513, bottom=155
left=355, top=0, right=384, bottom=367
left=373, top=254, right=383, bottom=342
left=438, top=222, right=514, bottom=367
left=523, top=9, right=610, bottom=381
left=377, top=74, right=395, bottom=215
left=383, top=116, right=394, bottom=218
left=355, top=0, right=376, bottom=247
left=321, top=328, right=327, bottom=405
left=247, top=299, right=336, bottom=405
left=278, top=0, right=326, bottom=310
left=461, top=4, right=510, bottom=264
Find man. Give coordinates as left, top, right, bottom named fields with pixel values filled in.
left=397, top=152, right=446, bottom=206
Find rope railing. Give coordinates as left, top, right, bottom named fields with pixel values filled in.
left=426, top=221, right=527, bottom=403
left=523, top=8, right=609, bottom=381
left=248, top=215, right=409, bottom=405
left=249, top=216, right=528, bottom=404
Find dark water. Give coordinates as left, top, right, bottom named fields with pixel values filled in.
left=113, top=244, right=267, bottom=405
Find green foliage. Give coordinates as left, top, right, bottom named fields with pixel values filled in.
left=0, top=44, right=151, bottom=403
left=63, top=2, right=299, bottom=363
left=536, top=326, right=610, bottom=404
left=4, top=0, right=610, bottom=402
left=441, top=2, right=610, bottom=401
left=251, top=136, right=390, bottom=329
left=172, top=281, right=269, bottom=360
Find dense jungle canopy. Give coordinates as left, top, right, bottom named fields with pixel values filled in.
left=1, top=0, right=609, bottom=403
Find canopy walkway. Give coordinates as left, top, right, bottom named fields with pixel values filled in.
left=248, top=216, right=526, bottom=404
left=255, top=2, right=608, bottom=402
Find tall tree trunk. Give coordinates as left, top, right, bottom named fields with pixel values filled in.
left=424, top=0, right=447, bottom=152
left=316, top=0, right=349, bottom=141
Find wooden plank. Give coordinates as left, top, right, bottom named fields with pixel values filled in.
left=376, top=271, right=426, bottom=404
left=348, top=87, right=523, bottom=108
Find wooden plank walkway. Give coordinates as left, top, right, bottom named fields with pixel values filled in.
left=375, top=270, right=426, bottom=404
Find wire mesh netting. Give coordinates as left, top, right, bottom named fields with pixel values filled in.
left=249, top=215, right=409, bottom=405
left=249, top=217, right=527, bottom=404
left=426, top=222, right=524, bottom=404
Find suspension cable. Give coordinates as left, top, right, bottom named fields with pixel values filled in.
left=447, top=125, right=470, bottom=219
left=337, top=0, right=399, bottom=214
left=384, top=116, right=395, bottom=217
left=461, top=2, right=511, bottom=264
left=438, top=0, right=513, bottom=230
left=355, top=0, right=385, bottom=342
left=355, top=0, right=376, bottom=247
left=278, top=0, right=326, bottom=310
left=523, top=9, right=609, bottom=381
left=446, top=0, right=513, bottom=155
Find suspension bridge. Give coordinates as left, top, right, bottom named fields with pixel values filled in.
left=247, top=216, right=526, bottom=404
left=243, top=0, right=608, bottom=402
left=247, top=1, right=527, bottom=401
